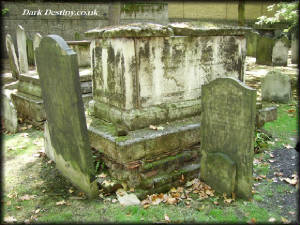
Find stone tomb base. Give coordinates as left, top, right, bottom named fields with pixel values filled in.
left=86, top=114, right=201, bottom=198
left=11, top=69, right=93, bottom=127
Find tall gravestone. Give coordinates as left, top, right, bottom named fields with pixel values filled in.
left=35, top=35, right=98, bottom=198
left=27, top=38, right=35, bottom=66
left=16, top=25, right=28, bottom=73
left=33, top=33, right=42, bottom=66
left=200, top=78, right=256, bottom=199
left=256, top=32, right=274, bottom=66
left=5, top=34, right=20, bottom=79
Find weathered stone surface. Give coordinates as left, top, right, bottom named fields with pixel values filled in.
left=256, top=106, right=277, bottom=128
left=85, top=23, right=174, bottom=38
left=291, top=32, right=299, bottom=64
left=5, top=34, right=20, bottom=79
left=16, top=25, right=28, bottom=73
left=2, top=87, right=18, bottom=133
left=26, top=38, right=35, bottom=66
left=256, top=33, right=274, bottom=66
left=168, top=22, right=250, bottom=36
left=33, top=33, right=42, bottom=65
left=246, top=30, right=258, bottom=57
left=202, top=152, right=236, bottom=195
left=272, top=37, right=289, bottom=66
left=89, top=23, right=246, bottom=130
left=200, top=78, right=256, bottom=199
left=261, top=70, right=291, bottom=103
left=35, top=35, right=98, bottom=198
left=117, top=193, right=141, bottom=206
left=67, top=41, right=91, bottom=67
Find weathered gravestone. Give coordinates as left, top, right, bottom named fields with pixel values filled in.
left=33, top=33, right=42, bottom=66
left=272, top=37, right=289, bottom=66
left=35, top=35, right=98, bottom=198
left=200, top=78, right=256, bottom=199
left=246, top=30, right=258, bottom=57
left=261, top=70, right=291, bottom=103
left=27, top=38, right=35, bottom=66
left=16, top=25, right=28, bottom=73
left=256, top=32, right=274, bottom=66
left=5, top=34, right=20, bottom=79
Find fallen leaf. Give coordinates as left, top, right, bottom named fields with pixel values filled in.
left=98, top=173, right=107, bottom=178
left=35, top=209, right=41, bottom=214
left=20, top=195, right=36, bottom=201
left=6, top=201, right=11, bottom=206
left=16, top=206, right=22, bottom=210
left=284, top=144, right=293, bottom=149
left=164, top=214, right=170, bottom=222
left=281, top=217, right=290, bottom=224
left=250, top=217, right=256, bottom=224
left=149, top=125, right=157, bottom=130
left=116, top=188, right=127, bottom=197
left=166, top=197, right=177, bottom=205
left=129, top=187, right=135, bottom=192
left=143, top=204, right=150, bottom=209
left=268, top=159, right=275, bottom=163
left=68, top=188, right=74, bottom=194
left=157, top=126, right=164, bottom=130
left=268, top=217, right=276, bottom=222
left=4, top=216, right=17, bottom=223
left=20, top=133, right=29, bottom=137
left=56, top=200, right=67, bottom=206
left=112, top=199, right=117, bottom=203
left=283, top=177, right=297, bottom=185
left=27, top=125, right=33, bottom=129
left=213, top=201, right=219, bottom=205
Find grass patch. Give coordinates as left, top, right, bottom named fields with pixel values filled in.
left=262, top=101, right=298, bottom=148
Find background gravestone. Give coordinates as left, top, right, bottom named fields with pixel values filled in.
left=5, top=34, right=20, bottom=79
left=261, top=70, right=291, bottom=103
left=26, top=38, right=35, bottom=66
left=35, top=35, right=98, bottom=198
left=33, top=33, right=42, bottom=66
left=16, top=25, right=28, bottom=73
left=256, top=32, right=274, bottom=66
left=272, top=37, right=289, bottom=66
left=200, top=77, right=256, bottom=199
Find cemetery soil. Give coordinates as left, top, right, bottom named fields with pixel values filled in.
left=2, top=103, right=298, bottom=223
left=2, top=57, right=299, bottom=223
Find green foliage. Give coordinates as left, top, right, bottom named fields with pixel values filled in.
left=256, top=2, right=299, bottom=34
left=2, top=8, right=9, bottom=15
left=254, top=130, right=271, bottom=153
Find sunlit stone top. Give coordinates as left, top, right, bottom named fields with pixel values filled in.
left=85, top=22, right=250, bottom=38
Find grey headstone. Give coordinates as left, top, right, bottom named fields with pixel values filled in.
left=35, top=35, right=98, bottom=198
left=261, top=70, right=291, bottom=103
left=16, top=25, right=28, bottom=73
left=200, top=78, right=256, bottom=199
left=272, top=38, right=289, bottom=66
left=33, top=33, right=42, bottom=66
left=2, top=88, right=18, bottom=133
left=246, top=30, right=258, bottom=57
left=5, top=34, right=20, bottom=79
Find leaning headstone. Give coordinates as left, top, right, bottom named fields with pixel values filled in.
left=200, top=78, right=256, bottom=199
left=261, top=70, right=291, bottom=103
left=256, top=32, right=274, bottom=66
left=2, top=87, right=18, bottom=133
left=33, top=33, right=42, bottom=66
left=16, top=25, right=28, bottom=73
left=5, top=34, right=20, bottom=79
left=35, top=35, right=98, bottom=198
left=272, top=37, right=289, bottom=66
left=27, top=38, right=35, bottom=66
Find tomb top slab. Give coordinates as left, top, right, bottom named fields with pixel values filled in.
left=67, top=40, right=91, bottom=46
left=85, top=23, right=173, bottom=38
left=85, top=22, right=250, bottom=38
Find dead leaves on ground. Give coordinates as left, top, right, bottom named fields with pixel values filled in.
left=141, top=178, right=229, bottom=209
left=149, top=125, right=164, bottom=131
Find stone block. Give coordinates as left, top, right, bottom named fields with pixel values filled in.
left=261, top=70, right=291, bottom=103
left=256, top=106, right=277, bottom=128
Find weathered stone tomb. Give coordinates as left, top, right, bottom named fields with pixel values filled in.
left=84, top=23, right=248, bottom=198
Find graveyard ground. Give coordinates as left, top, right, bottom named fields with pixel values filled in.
left=2, top=57, right=299, bottom=223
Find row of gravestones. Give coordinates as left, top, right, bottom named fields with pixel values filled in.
left=36, top=34, right=258, bottom=199
left=246, top=29, right=298, bottom=66
left=2, top=25, right=93, bottom=133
